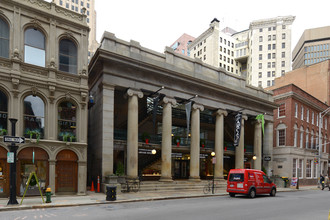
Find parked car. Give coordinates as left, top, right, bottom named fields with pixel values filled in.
left=227, top=169, right=276, bottom=198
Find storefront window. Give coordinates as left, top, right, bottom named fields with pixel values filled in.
left=0, top=90, right=8, bottom=135
left=23, top=95, right=44, bottom=139
left=58, top=101, right=76, bottom=141
left=18, top=148, right=48, bottom=196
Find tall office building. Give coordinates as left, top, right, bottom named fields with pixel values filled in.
left=292, top=26, right=330, bottom=70
left=54, top=0, right=99, bottom=61
left=188, top=16, right=295, bottom=88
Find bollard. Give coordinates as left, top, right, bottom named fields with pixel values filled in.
left=45, top=187, right=52, bottom=203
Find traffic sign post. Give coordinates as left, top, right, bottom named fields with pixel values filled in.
left=7, top=118, right=19, bottom=205
left=4, top=136, right=25, bottom=144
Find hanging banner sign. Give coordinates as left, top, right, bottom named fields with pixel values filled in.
left=233, top=113, right=242, bottom=147
left=185, top=102, right=192, bottom=139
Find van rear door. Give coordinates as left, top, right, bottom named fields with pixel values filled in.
left=228, top=173, right=244, bottom=190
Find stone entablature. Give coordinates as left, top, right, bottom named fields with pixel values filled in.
left=93, top=32, right=275, bottom=119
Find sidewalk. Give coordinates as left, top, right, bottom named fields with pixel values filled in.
left=0, top=185, right=318, bottom=212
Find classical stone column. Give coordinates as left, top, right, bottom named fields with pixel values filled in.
left=263, top=121, right=274, bottom=175
left=126, top=89, right=143, bottom=179
left=48, top=160, right=56, bottom=195
left=189, top=103, right=204, bottom=181
left=77, top=161, right=87, bottom=195
left=214, top=109, right=227, bottom=180
left=235, top=115, right=247, bottom=169
left=254, top=119, right=262, bottom=170
left=160, top=97, right=176, bottom=182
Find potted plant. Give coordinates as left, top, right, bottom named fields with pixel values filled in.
left=25, top=130, right=41, bottom=143
left=115, top=162, right=126, bottom=184
left=141, top=132, right=151, bottom=144
left=0, top=128, right=7, bottom=136
left=63, top=133, right=76, bottom=142
left=173, top=135, right=181, bottom=147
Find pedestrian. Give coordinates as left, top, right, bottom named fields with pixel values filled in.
left=320, top=174, right=325, bottom=190
left=324, top=175, right=329, bottom=190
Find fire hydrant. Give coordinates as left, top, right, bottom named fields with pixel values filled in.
left=45, top=187, right=52, bottom=203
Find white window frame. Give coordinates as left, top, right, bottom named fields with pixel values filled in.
left=312, top=112, right=314, bottom=124
left=306, top=159, right=312, bottom=178
left=306, top=109, right=309, bottom=122
left=300, top=127, right=304, bottom=148
left=295, top=103, right=298, bottom=118
left=278, top=103, right=286, bottom=118
left=301, top=106, right=304, bottom=120
left=298, top=159, right=303, bottom=179
left=277, top=124, right=286, bottom=147
left=292, top=159, right=297, bottom=178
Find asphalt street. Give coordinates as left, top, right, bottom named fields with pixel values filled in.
left=1, top=190, right=329, bottom=220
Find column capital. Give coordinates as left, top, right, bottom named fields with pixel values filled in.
left=216, top=109, right=228, bottom=117
left=163, top=96, right=177, bottom=106
left=242, top=115, right=248, bottom=121
left=127, top=88, right=143, bottom=98
left=192, top=103, right=204, bottom=111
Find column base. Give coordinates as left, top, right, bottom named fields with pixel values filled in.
left=159, top=176, right=173, bottom=182
left=214, top=176, right=224, bottom=181
left=189, top=176, right=201, bottom=181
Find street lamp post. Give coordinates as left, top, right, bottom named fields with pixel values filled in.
left=211, top=151, right=215, bottom=194
left=318, top=107, right=330, bottom=187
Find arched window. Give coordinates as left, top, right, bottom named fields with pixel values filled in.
left=0, top=90, right=8, bottom=135
left=0, top=18, right=9, bottom=58
left=300, top=126, right=304, bottom=148
left=23, top=95, right=44, bottom=139
left=58, top=101, right=76, bottom=141
left=59, top=39, right=77, bottom=74
left=24, top=28, right=45, bottom=67
left=276, top=123, right=286, bottom=147
left=305, top=129, right=309, bottom=149
left=293, top=124, right=298, bottom=147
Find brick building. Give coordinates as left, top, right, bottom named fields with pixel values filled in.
left=272, top=84, right=329, bottom=185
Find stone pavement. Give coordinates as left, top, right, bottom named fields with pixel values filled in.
left=0, top=185, right=318, bottom=212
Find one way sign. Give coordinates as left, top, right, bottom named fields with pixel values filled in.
left=4, top=136, right=25, bottom=144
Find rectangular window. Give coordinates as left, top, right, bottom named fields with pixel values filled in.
left=259, top=28, right=263, bottom=32
left=278, top=103, right=285, bottom=117
left=268, top=44, right=271, bottom=50
left=295, top=103, right=298, bottom=118
left=273, top=35, right=276, bottom=40
left=267, top=62, right=271, bottom=68
left=282, top=52, right=285, bottom=58
left=272, top=71, right=275, bottom=77
left=278, top=129, right=285, bottom=146
left=258, top=81, right=262, bottom=87
left=259, top=45, right=262, bottom=51
left=258, top=72, right=262, bottom=78
left=306, top=160, right=312, bottom=178
left=87, top=3, right=90, bottom=8
left=259, top=54, right=262, bottom=60
left=272, top=53, right=276, bottom=59
left=282, top=43, right=286, bottom=48
left=272, top=44, right=276, bottom=49
left=81, top=1, right=84, bottom=6
left=267, top=80, right=270, bottom=86
left=282, top=33, right=286, bottom=39
left=267, top=71, right=271, bottom=77
left=268, top=35, right=271, bottom=41
left=281, top=61, right=285, bottom=67
left=298, top=159, right=303, bottom=178
left=66, top=3, right=69, bottom=8
left=272, top=62, right=275, bottom=68
left=325, top=118, right=328, bottom=130
left=301, top=106, right=304, bottom=120
left=293, top=159, right=297, bottom=177
left=306, top=109, right=309, bottom=122
left=259, top=36, right=263, bottom=42
left=268, top=53, right=271, bottom=59
left=71, top=5, right=74, bottom=10
left=60, top=0, right=63, bottom=5
left=259, top=63, right=262, bottom=69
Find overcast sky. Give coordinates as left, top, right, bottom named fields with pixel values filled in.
left=93, top=0, right=329, bottom=53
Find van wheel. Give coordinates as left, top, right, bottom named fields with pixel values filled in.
left=229, top=193, right=235, bottom=197
left=248, top=189, right=256, bottom=198
left=270, top=188, right=276, bottom=197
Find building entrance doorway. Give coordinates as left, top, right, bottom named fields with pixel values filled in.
left=174, top=160, right=189, bottom=179
left=56, top=150, right=78, bottom=193
left=0, top=146, right=9, bottom=198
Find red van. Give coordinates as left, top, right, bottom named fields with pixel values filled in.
left=227, top=169, right=276, bottom=198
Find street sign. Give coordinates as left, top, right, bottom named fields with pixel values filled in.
left=264, top=156, right=271, bottom=161
left=7, top=152, right=14, bottom=163
left=4, top=136, right=25, bottom=144
left=212, top=157, right=216, bottom=164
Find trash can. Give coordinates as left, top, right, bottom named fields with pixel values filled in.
left=281, top=177, right=289, bottom=188
left=45, top=187, right=52, bottom=203
left=106, top=186, right=116, bottom=201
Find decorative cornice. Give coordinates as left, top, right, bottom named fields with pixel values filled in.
left=55, top=7, right=83, bottom=21
left=22, top=0, right=51, bottom=10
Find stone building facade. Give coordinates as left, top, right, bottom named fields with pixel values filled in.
left=0, top=0, right=89, bottom=197
left=88, top=32, right=277, bottom=187
left=272, top=84, right=329, bottom=184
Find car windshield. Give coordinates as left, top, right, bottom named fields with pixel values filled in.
left=229, top=173, right=244, bottom=182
